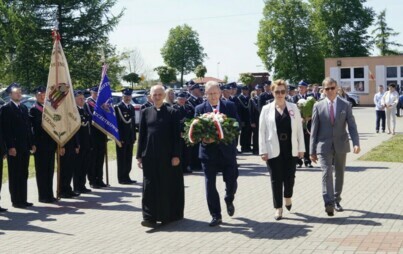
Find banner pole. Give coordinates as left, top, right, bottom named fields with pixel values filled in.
left=105, top=140, right=110, bottom=186
left=57, top=145, right=61, bottom=199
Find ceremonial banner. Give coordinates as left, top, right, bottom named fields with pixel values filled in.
left=92, top=68, right=121, bottom=147
left=42, top=31, right=81, bottom=146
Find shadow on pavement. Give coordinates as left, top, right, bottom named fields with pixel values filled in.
left=0, top=205, right=81, bottom=235
left=56, top=185, right=142, bottom=212
left=146, top=217, right=312, bottom=240
left=346, top=166, right=389, bottom=172
left=293, top=211, right=383, bottom=226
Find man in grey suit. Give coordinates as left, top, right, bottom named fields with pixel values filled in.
left=310, top=77, right=360, bottom=216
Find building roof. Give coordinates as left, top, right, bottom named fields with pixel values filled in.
left=192, top=77, right=224, bottom=84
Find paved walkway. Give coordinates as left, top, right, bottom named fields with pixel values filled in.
left=0, top=107, right=402, bottom=254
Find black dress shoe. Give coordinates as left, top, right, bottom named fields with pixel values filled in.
left=297, top=164, right=302, bottom=168
left=307, top=163, right=314, bottom=168
left=90, top=184, right=101, bottom=189
left=97, top=181, right=108, bottom=187
left=119, top=181, right=134, bottom=185
left=12, top=203, right=27, bottom=209
left=69, top=191, right=80, bottom=197
left=335, top=202, right=344, bottom=212
left=209, top=217, right=222, bottom=227
left=129, top=179, right=137, bottom=184
left=39, top=199, right=53, bottom=203
left=59, top=193, right=73, bottom=199
left=226, top=202, right=235, bottom=217
left=141, top=220, right=157, bottom=228
left=24, top=202, right=34, bottom=207
left=76, top=188, right=92, bottom=194
left=285, top=204, right=292, bottom=211
left=325, top=205, right=334, bottom=216
left=0, top=207, right=7, bottom=212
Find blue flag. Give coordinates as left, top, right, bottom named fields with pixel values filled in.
left=92, top=73, right=121, bottom=147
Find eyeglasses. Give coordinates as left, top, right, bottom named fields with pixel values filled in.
left=274, top=90, right=286, bottom=95
left=324, top=86, right=336, bottom=91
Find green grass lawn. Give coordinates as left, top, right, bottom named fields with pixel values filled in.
left=1, top=140, right=137, bottom=183
left=359, top=134, right=403, bottom=163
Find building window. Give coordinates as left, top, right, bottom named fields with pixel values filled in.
left=386, top=66, right=403, bottom=93
left=339, top=67, right=367, bottom=93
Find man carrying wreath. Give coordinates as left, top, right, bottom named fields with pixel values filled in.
left=195, top=81, right=240, bottom=227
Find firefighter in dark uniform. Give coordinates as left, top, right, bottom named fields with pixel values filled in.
left=29, top=86, right=57, bottom=203
left=238, top=86, right=252, bottom=152
left=115, top=88, right=137, bottom=184
left=221, top=84, right=232, bottom=100
left=227, top=82, right=239, bottom=105
left=293, top=80, right=314, bottom=168
left=141, top=91, right=153, bottom=110
left=173, top=92, right=195, bottom=174
left=73, top=90, right=92, bottom=193
left=85, top=86, right=108, bottom=188
left=249, top=84, right=263, bottom=155
left=187, top=83, right=203, bottom=171
left=258, top=80, right=274, bottom=111
left=1, top=83, right=35, bottom=208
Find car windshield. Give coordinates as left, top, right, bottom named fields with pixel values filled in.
left=132, top=95, right=147, bottom=105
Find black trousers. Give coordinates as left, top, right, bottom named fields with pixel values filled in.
left=267, top=155, right=297, bottom=208
left=201, top=156, right=238, bottom=219
left=376, top=110, right=386, bottom=131
left=240, top=124, right=252, bottom=151
left=73, top=147, right=91, bottom=191
left=303, top=132, right=311, bottom=165
left=180, top=138, right=191, bottom=172
left=190, top=146, right=201, bottom=170
left=0, top=156, right=3, bottom=203
left=251, top=126, right=259, bottom=154
left=116, top=142, right=134, bottom=182
left=7, top=151, right=30, bottom=205
left=34, top=146, right=56, bottom=200
left=88, top=141, right=106, bottom=185
left=60, top=148, right=76, bottom=194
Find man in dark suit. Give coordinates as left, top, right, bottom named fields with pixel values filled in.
left=187, top=83, right=203, bottom=171
left=249, top=84, right=263, bottom=155
left=173, top=92, right=195, bottom=174
left=1, top=83, right=36, bottom=208
left=258, top=80, right=274, bottom=111
left=0, top=103, right=7, bottom=212
left=115, top=88, right=137, bottom=184
left=85, top=86, right=108, bottom=188
left=237, top=86, right=252, bottom=152
left=141, top=91, right=153, bottom=110
left=293, top=80, right=314, bottom=168
left=73, top=90, right=92, bottom=194
left=195, top=81, right=240, bottom=227
left=29, top=86, right=57, bottom=203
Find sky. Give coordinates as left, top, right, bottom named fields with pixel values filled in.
left=108, top=0, right=403, bottom=83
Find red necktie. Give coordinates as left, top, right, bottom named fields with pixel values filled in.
left=330, top=101, right=334, bottom=125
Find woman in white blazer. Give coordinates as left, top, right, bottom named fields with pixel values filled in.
left=259, top=79, right=305, bottom=220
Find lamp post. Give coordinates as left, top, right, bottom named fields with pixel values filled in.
left=217, top=62, right=220, bottom=79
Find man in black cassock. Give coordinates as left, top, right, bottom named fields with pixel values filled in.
left=136, top=85, right=183, bottom=228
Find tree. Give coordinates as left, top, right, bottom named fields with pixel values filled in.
left=223, top=75, right=229, bottom=83
left=161, top=24, right=207, bottom=86
left=0, top=0, right=124, bottom=89
left=154, top=66, right=177, bottom=85
left=194, top=64, right=207, bottom=81
left=122, top=72, right=140, bottom=88
left=239, top=73, right=255, bottom=86
left=372, top=9, right=402, bottom=56
left=257, top=0, right=324, bottom=83
left=309, top=0, right=374, bottom=57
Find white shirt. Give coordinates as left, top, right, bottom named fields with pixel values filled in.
left=373, top=92, right=385, bottom=111
left=325, top=97, right=337, bottom=119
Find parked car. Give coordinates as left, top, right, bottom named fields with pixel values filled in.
left=346, top=92, right=360, bottom=107
left=21, top=97, right=36, bottom=109
left=111, top=93, right=147, bottom=127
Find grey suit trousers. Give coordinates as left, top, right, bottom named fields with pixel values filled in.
left=318, top=152, right=346, bottom=206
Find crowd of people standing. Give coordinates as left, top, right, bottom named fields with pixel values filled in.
left=0, top=76, right=373, bottom=229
